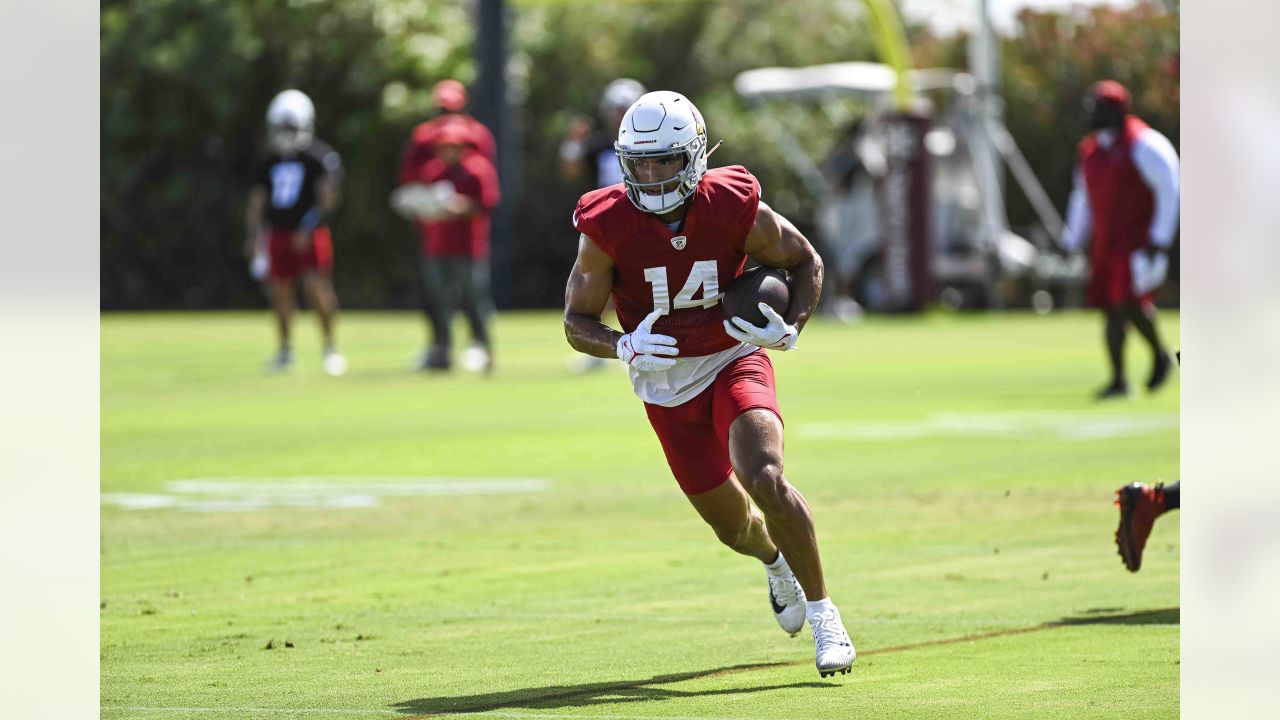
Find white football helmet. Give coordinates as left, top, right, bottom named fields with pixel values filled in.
left=266, top=89, right=315, bottom=155
left=599, top=78, right=647, bottom=118
left=615, top=91, right=708, bottom=214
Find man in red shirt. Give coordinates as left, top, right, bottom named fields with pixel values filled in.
left=1061, top=81, right=1179, bottom=399
left=408, top=123, right=501, bottom=372
left=564, top=91, right=855, bottom=678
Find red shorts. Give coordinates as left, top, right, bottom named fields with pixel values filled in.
left=643, top=350, right=782, bottom=496
left=268, top=226, right=333, bottom=280
left=1087, top=253, right=1153, bottom=310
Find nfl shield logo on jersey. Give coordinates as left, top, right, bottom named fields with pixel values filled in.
left=671, top=235, right=687, bottom=251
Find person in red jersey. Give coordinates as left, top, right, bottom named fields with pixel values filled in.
left=409, top=123, right=501, bottom=372
left=563, top=91, right=854, bottom=678
left=246, top=89, right=346, bottom=376
left=397, top=79, right=497, bottom=186
left=1060, top=80, right=1179, bottom=400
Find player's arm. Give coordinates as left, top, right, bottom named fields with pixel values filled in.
left=743, top=200, right=824, bottom=332
left=1132, top=129, right=1180, bottom=250
left=1060, top=166, right=1091, bottom=254
left=564, top=233, right=622, bottom=358
left=244, top=186, right=266, bottom=258
left=316, top=174, right=340, bottom=215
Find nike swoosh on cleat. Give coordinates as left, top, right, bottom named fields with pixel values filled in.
left=768, top=588, right=787, bottom=615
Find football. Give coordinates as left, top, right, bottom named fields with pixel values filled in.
left=722, top=266, right=791, bottom=327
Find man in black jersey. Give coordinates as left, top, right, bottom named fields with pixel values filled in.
left=245, top=89, right=346, bottom=376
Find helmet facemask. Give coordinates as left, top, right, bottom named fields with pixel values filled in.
left=614, top=91, right=709, bottom=214
left=268, top=121, right=313, bottom=155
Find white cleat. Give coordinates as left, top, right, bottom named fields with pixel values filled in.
left=322, top=349, right=348, bottom=377
left=810, top=607, right=856, bottom=678
left=461, top=344, right=492, bottom=374
left=766, top=566, right=807, bottom=636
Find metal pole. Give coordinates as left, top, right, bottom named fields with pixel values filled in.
left=473, top=0, right=516, bottom=308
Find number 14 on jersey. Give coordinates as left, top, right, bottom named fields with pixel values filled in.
left=644, top=260, right=720, bottom=312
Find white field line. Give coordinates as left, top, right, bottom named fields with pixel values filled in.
left=101, top=477, right=551, bottom=512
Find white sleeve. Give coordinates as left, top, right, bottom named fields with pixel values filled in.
left=1132, top=128, right=1180, bottom=248
left=1060, top=166, right=1092, bottom=253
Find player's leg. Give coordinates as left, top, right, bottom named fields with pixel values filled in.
left=645, top=395, right=804, bottom=636
left=265, top=229, right=296, bottom=371
left=1098, top=306, right=1129, bottom=399
left=685, top=474, right=776, bottom=562
left=458, top=258, right=495, bottom=373
left=1123, top=301, right=1173, bottom=391
left=728, top=408, right=854, bottom=675
left=302, top=272, right=346, bottom=376
left=715, top=352, right=854, bottom=675
left=727, top=409, right=825, bottom=599
left=419, top=255, right=452, bottom=370
left=267, top=276, right=295, bottom=372
left=684, top=474, right=808, bottom=636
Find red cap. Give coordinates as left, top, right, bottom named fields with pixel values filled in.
left=1089, top=80, right=1130, bottom=111
left=433, top=80, right=468, bottom=112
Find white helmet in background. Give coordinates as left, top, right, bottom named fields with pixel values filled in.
left=599, top=78, right=647, bottom=118
left=614, top=91, right=708, bottom=214
left=266, top=89, right=315, bottom=155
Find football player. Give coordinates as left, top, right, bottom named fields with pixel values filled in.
left=1060, top=81, right=1179, bottom=399
left=246, top=89, right=346, bottom=375
left=563, top=91, right=855, bottom=677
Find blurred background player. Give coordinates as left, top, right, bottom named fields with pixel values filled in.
left=245, top=89, right=347, bottom=376
left=559, top=78, right=647, bottom=373
left=1114, top=481, right=1180, bottom=572
left=395, top=122, right=501, bottom=372
left=564, top=91, right=855, bottom=677
left=396, top=80, right=499, bottom=371
left=1060, top=80, right=1178, bottom=400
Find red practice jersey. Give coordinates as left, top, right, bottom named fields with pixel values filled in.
left=1078, top=115, right=1155, bottom=261
left=398, top=114, right=497, bottom=185
left=417, top=151, right=501, bottom=258
left=573, top=166, right=761, bottom=358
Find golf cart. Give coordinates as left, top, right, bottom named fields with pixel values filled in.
left=734, top=61, right=1084, bottom=312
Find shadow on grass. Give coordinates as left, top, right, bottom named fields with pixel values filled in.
left=861, top=607, right=1180, bottom=658
left=391, top=662, right=836, bottom=716
left=1053, top=607, right=1179, bottom=626
left=393, top=608, right=1176, bottom=716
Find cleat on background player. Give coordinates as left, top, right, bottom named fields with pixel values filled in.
left=267, top=348, right=294, bottom=373
left=1094, top=381, right=1130, bottom=401
left=323, top=348, right=348, bottom=377
left=809, top=605, right=855, bottom=677
left=764, top=555, right=806, bottom=635
left=1147, top=351, right=1174, bottom=392
left=1114, top=481, right=1166, bottom=572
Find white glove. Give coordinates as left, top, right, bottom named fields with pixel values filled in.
left=1130, top=248, right=1169, bottom=295
left=722, top=303, right=799, bottom=351
left=617, top=308, right=679, bottom=372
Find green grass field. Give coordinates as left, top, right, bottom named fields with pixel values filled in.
left=101, top=310, right=1179, bottom=719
